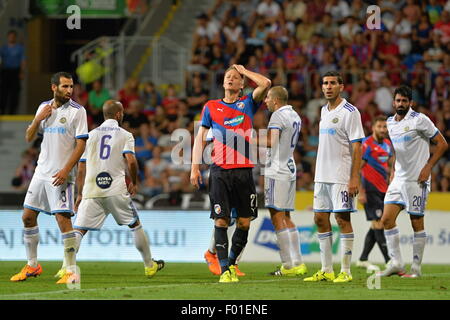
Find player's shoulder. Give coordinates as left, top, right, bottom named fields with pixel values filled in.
left=204, top=99, right=222, bottom=107
left=38, top=99, right=53, bottom=109
left=69, top=99, right=85, bottom=110
left=362, top=136, right=372, bottom=144
left=342, top=101, right=358, bottom=114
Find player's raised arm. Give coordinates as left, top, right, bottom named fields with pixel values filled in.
left=25, top=104, right=52, bottom=143
left=190, top=125, right=209, bottom=189
left=232, top=64, right=271, bottom=103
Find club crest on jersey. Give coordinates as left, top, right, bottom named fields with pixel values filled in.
left=214, top=204, right=221, bottom=214
left=332, top=117, right=339, bottom=123
left=96, top=172, right=113, bottom=189
left=236, top=102, right=245, bottom=109
left=224, top=115, right=244, bottom=127
left=59, top=117, right=67, bottom=124
left=404, top=126, right=409, bottom=132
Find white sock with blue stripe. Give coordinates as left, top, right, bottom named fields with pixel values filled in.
left=131, top=225, right=153, bottom=268
left=385, top=227, right=403, bottom=267
left=62, top=231, right=77, bottom=273
left=24, top=226, right=39, bottom=268
left=288, top=228, right=303, bottom=266
left=276, top=228, right=293, bottom=269
left=340, top=233, right=354, bottom=274
left=412, top=230, right=427, bottom=271
left=61, top=230, right=83, bottom=269
left=318, top=231, right=333, bottom=273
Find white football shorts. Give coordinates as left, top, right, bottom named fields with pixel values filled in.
left=384, top=178, right=430, bottom=216
left=313, top=182, right=356, bottom=213
left=74, top=193, right=139, bottom=230
left=264, top=177, right=296, bottom=211
left=24, top=177, right=75, bottom=216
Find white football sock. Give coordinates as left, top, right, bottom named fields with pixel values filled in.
left=412, top=230, right=427, bottom=270
left=385, top=227, right=404, bottom=267
left=62, top=231, right=77, bottom=273
left=208, top=227, right=216, bottom=253
left=288, top=227, right=303, bottom=266
left=131, top=225, right=153, bottom=268
left=276, top=228, right=293, bottom=269
left=24, top=226, right=39, bottom=268
left=61, top=230, right=84, bottom=269
left=340, top=233, right=354, bottom=274
left=318, top=231, right=333, bottom=273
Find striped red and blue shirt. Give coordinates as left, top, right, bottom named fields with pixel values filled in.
left=361, top=136, right=393, bottom=193
left=200, top=93, right=260, bottom=169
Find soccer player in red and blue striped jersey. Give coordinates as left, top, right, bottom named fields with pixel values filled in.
left=191, top=64, right=271, bottom=282
left=357, top=116, right=393, bottom=268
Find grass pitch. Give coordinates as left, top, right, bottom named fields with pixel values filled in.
left=0, top=261, right=449, bottom=300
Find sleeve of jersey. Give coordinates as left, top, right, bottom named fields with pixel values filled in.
left=268, top=112, right=283, bottom=131
left=348, top=110, right=365, bottom=143
left=200, top=104, right=212, bottom=128
left=417, top=114, right=439, bottom=139
left=74, top=108, right=89, bottom=139
left=123, top=133, right=136, bottom=155
left=79, top=149, right=87, bottom=163
left=248, top=92, right=262, bottom=114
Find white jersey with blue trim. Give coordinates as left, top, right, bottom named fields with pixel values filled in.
left=33, top=99, right=88, bottom=183
left=80, top=119, right=135, bottom=198
left=314, top=98, right=365, bottom=184
left=387, top=108, right=439, bottom=182
left=265, top=105, right=301, bottom=181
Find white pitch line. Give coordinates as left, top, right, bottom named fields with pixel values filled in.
left=0, top=278, right=295, bottom=299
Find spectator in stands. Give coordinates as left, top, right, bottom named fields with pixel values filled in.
left=361, top=101, right=384, bottom=135
left=284, top=0, right=306, bottom=23
left=296, top=14, right=316, bottom=46
left=194, top=12, right=220, bottom=45
left=88, top=80, right=111, bottom=128
left=256, top=0, right=281, bottom=24
left=140, top=81, right=161, bottom=114
left=0, top=30, right=26, bottom=115
left=161, top=84, right=180, bottom=120
left=186, top=73, right=209, bottom=116
left=118, top=78, right=140, bottom=110
left=223, top=18, right=244, bottom=44
left=430, top=75, right=448, bottom=112
left=434, top=10, right=450, bottom=44
left=11, top=149, right=36, bottom=191
left=315, top=13, right=339, bottom=40
left=141, top=146, right=170, bottom=197
left=351, top=78, right=375, bottom=111
left=391, top=10, right=412, bottom=56
left=338, top=16, right=363, bottom=45
left=412, top=13, right=433, bottom=54
left=426, top=0, right=443, bottom=25
left=424, top=33, right=445, bottom=74
left=377, top=31, right=400, bottom=68
left=369, top=58, right=387, bottom=87
left=403, top=0, right=422, bottom=25
left=72, top=83, right=89, bottom=107
left=123, top=99, right=150, bottom=140
left=325, top=0, right=351, bottom=23
left=375, top=77, right=394, bottom=115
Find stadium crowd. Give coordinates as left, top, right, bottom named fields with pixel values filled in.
left=11, top=0, right=450, bottom=199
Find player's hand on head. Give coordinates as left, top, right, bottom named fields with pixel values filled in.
left=232, top=64, right=246, bottom=74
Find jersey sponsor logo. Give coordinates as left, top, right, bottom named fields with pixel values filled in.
left=319, top=128, right=337, bottom=135
left=236, top=102, right=245, bottom=109
left=44, top=127, right=67, bottom=134
left=287, top=159, right=295, bottom=173
left=96, top=172, right=113, bottom=189
left=59, top=117, right=67, bottom=124
left=217, top=108, right=223, bottom=112
left=391, top=135, right=412, bottom=143
left=214, top=204, right=221, bottom=214
left=224, top=115, right=244, bottom=127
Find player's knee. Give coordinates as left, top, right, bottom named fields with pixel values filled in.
left=381, top=216, right=394, bottom=229
left=236, top=219, right=250, bottom=231
left=314, top=214, right=328, bottom=228
left=22, top=213, right=37, bottom=227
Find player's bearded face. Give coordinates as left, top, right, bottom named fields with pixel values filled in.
left=54, top=77, right=73, bottom=104
left=393, top=94, right=411, bottom=116
left=373, top=121, right=387, bottom=140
